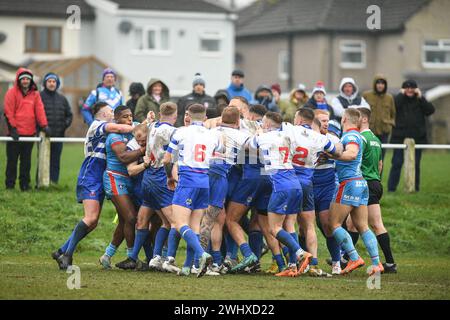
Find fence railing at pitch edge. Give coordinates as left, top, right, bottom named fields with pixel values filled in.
left=1, top=135, right=449, bottom=192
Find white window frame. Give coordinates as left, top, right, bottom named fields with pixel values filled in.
left=131, top=26, right=172, bottom=56
left=278, top=50, right=289, bottom=81
left=422, top=39, right=450, bottom=69
left=340, top=40, right=366, bottom=69
left=199, top=30, right=223, bottom=57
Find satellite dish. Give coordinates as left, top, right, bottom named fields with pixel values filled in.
left=0, top=32, right=7, bottom=44
left=118, top=21, right=133, bottom=34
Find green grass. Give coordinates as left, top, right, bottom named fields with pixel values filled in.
left=0, top=144, right=449, bottom=299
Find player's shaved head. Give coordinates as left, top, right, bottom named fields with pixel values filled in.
left=160, top=102, right=177, bottom=116
left=358, top=107, right=371, bottom=121
left=295, top=107, right=315, bottom=124
left=221, top=107, right=240, bottom=125
left=249, top=104, right=268, bottom=119
left=343, top=108, right=361, bottom=128
left=264, top=111, right=282, bottom=128
left=188, top=103, right=207, bottom=121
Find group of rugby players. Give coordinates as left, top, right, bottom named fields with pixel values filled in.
left=52, top=95, right=396, bottom=278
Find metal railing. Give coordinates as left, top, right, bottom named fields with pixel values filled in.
left=1, top=136, right=449, bottom=191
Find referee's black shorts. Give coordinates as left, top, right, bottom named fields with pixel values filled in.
left=367, top=180, right=383, bottom=205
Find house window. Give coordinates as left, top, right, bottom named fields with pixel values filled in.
left=200, top=31, right=222, bottom=54
left=340, top=40, right=366, bottom=69
left=423, top=40, right=450, bottom=68
left=133, top=27, right=170, bottom=52
left=25, top=26, right=62, bottom=53
left=278, top=50, right=289, bottom=81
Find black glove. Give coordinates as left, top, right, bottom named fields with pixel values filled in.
left=10, top=127, right=19, bottom=141
left=42, top=126, right=52, bottom=136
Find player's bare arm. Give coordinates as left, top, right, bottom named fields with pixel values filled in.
left=111, top=142, right=145, bottom=165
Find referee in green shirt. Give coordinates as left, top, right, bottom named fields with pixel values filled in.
left=359, top=107, right=397, bottom=273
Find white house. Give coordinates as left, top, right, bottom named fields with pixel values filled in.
left=0, top=0, right=236, bottom=96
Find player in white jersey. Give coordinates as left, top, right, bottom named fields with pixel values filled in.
left=163, top=104, right=222, bottom=278
left=52, top=102, right=134, bottom=270
left=288, top=108, right=342, bottom=276
left=247, top=111, right=312, bottom=277
left=199, top=107, right=250, bottom=273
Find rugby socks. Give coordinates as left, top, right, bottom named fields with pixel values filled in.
left=274, top=254, right=286, bottom=271
left=211, top=251, right=222, bottom=265
left=153, top=227, right=170, bottom=257
left=105, top=243, right=117, bottom=258
left=130, top=229, right=149, bottom=261
left=60, top=230, right=75, bottom=253
left=239, top=243, right=253, bottom=259
left=326, top=236, right=341, bottom=263
left=311, top=258, right=319, bottom=266
left=194, top=234, right=200, bottom=268
left=180, top=225, right=204, bottom=257
left=282, top=245, right=290, bottom=260
left=142, top=239, right=153, bottom=261
left=298, top=235, right=307, bottom=252
left=361, top=230, right=380, bottom=266
left=225, top=232, right=238, bottom=260
left=376, top=232, right=395, bottom=264
left=275, top=230, right=301, bottom=254
left=65, top=220, right=89, bottom=256
left=184, top=245, right=194, bottom=268
left=332, top=227, right=359, bottom=261
left=167, top=228, right=181, bottom=258
left=288, top=232, right=300, bottom=264
left=349, top=231, right=360, bottom=246
left=248, top=231, right=263, bottom=259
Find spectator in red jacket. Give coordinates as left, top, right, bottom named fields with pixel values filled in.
left=4, top=67, right=49, bottom=191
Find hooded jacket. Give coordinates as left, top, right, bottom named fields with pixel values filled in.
left=362, top=75, right=396, bottom=136
left=4, top=68, right=48, bottom=136
left=279, top=88, right=309, bottom=122
left=40, top=73, right=73, bottom=137
left=391, top=91, right=435, bottom=144
left=252, top=85, right=279, bottom=112
left=226, top=82, right=252, bottom=102
left=176, top=90, right=216, bottom=127
left=134, top=78, right=170, bottom=123
left=331, top=77, right=370, bottom=119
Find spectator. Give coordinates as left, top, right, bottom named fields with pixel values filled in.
left=279, top=84, right=309, bottom=123
left=388, top=80, right=435, bottom=192
left=40, top=72, right=73, bottom=184
left=363, top=75, right=396, bottom=159
left=134, top=78, right=170, bottom=123
left=82, top=68, right=124, bottom=126
left=226, top=69, right=252, bottom=102
left=304, top=81, right=335, bottom=119
left=214, top=89, right=230, bottom=106
left=176, top=73, right=216, bottom=127
left=331, top=77, right=370, bottom=121
left=252, top=85, right=279, bottom=112
left=3, top=68, right=49, bottom=191
left=126, top=82, right=145, bottom=116
left=271, top=83, right=282, bottom=105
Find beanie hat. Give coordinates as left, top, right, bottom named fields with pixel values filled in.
left=18, top=72, right=32, bottom=81
left=129, top=82, right=145, bottom=96
left=193, top=73, right=206, bottom=87
left=43, top=72, right=60, bottom=90
left=402, top=79, right=418, bottom=89
left=297, top=83, right=306, bottom=92
left=312, top=81, right=326, bottom=96
left=102, top=67, right=116, bottom=80
left=271, top=83, right=281, bottom=95
left=231, top=69, right=245, bottom=77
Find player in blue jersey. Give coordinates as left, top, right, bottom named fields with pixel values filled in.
left=101, top=106, right=146, bottom=270
left=199, top=107, right=250, bottom=274
left=82, top=68, right=124, bottom=126
left=328, top=108, right=383, bottom=276
left=163, top=104, right=222, bottom=278
left=313, top=109, right=344, bottom=275
left=51, top=102, right=134, bottom=270
left=247, top=111, right=312, bottom=277
left=289, top=108, right=341, bottom=277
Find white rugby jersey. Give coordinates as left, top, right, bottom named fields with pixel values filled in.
left=210, top=125, right=250, bottom=167
left=84, top=119, right=108, bottom=160
left=240, top=118, right=261, bottom=135
left=315, top=133, right=340, bottom=170
left=146, top=121, right=176, bottom=169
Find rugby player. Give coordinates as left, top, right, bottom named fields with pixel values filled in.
left=51, top=102, right=134, bottom=270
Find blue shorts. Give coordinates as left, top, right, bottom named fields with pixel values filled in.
left=103, top=171, right=133, bottom=199
left=253, top=177, right=272, bottom=212
left=298, top=179, right=315, bottom=212
left=229, top=178, right=261, bottom=207
left=333, top=178, right=369, bottom=207
left=268, top=189, right=302, bottom=215
left=76, top=181, right=105, bottom=203
left=313, top=181, right=337, bottom=213
left=172, top=186, right=209, bottom=210
left=141, top=177, right=174, bottom=210
left=209, top=173, right=228, bottom=209
left=226, top=166, right=242, bottom=200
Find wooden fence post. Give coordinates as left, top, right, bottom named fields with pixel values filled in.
left=37, top=131, right=50, bottom=188
left=404, top=138, right=416, bottom=193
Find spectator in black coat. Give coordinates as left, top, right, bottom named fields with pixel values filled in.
left=40, top=73, right=73, bottom=184
left=126, top=82, right=145, bottom=116
left=388, top=80, right=435, bottom=192
left=176, top=73, right=216, bottom=127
